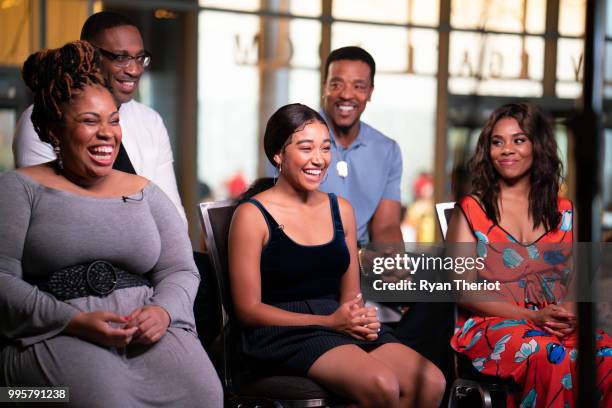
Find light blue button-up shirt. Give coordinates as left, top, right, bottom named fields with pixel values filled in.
left=319, top=112, right=402, bottom=245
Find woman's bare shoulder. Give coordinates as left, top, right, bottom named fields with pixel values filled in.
left=16, top=163, right=56, bottom=180
left=16, top=164, right=77, bottom=190
left=334, top=194, right=354, bottom=216
left=229, top=200, right=270, bottom=249
left=232, top=199, right=268, bottom=227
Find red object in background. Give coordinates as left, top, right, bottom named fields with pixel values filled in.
left=413, top=172, right=434, bottom=199
left=226, top=171, right=248, bottom=198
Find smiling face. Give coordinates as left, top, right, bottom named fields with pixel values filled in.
left=55, top=85, right=121, bottom=183
left=322, top=59, right=373, bottom=138
left=93, top=25, right=145, bottom=105
left=274, top=121, right=331, bottom=191
left=490, top=117, right=534, bottom=183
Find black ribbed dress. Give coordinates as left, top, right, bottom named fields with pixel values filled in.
left=241, top=193, right=399, bottom=375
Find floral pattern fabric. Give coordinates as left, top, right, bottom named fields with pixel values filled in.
left=450, top=196, right=611, bottom=407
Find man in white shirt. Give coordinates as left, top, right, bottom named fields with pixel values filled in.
left=13, top=11, right=186, bottom=223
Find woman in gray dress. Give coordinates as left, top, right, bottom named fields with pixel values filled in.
left=0, top=41, right=223, bottom=407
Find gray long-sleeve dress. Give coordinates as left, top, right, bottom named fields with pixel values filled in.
left=0, top=170, right=223, bottom=408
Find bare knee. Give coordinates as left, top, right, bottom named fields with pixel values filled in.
left=397, top=362, right=446, bottom=408
left=357, top=371, right=400, bottom=407
left=423, top=364, right=446, bottom=402
left=406, top=364, right=446, bottom=407
left=372, top=372, right=401, bottom=400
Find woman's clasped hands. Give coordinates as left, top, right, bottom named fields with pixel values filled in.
left=329, top=293, right=381, bottom=341
left=530, top=304, right=576, bottom=338
left=65, top=305, right=170, bottom=347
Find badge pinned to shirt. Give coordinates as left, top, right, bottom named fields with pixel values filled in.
left=337, top=161, right=348, bottom=178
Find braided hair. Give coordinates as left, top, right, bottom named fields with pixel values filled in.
left=21, top=41, right=109, bottom=145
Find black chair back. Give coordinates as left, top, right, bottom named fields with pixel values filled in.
left=198, top=200, right=239, bottom=390
left=193, top=250, right=222, bottom=350
left=199, top=200, right=339, bottom=407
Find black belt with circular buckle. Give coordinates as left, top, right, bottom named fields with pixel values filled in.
left=41, top=261, right=151, bottom=300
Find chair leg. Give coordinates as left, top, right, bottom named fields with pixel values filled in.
left=447, top=385, right=458, bottom=408
left=447, top=378, right=501, bottom=408
left=448, top=378, right=476, bottom=408
left=477, top=387, right=493, bottom=408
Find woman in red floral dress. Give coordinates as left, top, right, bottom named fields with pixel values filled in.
left=447, top=103, right=611, bottom=407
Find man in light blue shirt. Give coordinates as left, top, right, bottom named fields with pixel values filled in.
left=319, top=46, right=403, bottom=246
left=319, top=47, right=454, bottom=379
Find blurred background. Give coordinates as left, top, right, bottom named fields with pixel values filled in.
left=0, top=0, right=610, bottom=246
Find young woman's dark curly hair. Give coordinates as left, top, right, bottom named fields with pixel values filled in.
left=469, top=103, right=563, bottom=231
left=21, top=41, right=109, bottom=145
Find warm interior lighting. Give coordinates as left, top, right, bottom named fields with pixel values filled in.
left=0, top=0, right=20, bottom=10
left=154, top=9, right=178, bottom=19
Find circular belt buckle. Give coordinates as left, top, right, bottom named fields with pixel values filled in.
left=86, top=261, right=118, bottom=296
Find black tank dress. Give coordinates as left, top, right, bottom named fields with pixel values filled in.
left=241, top=193, right=399, bottom=375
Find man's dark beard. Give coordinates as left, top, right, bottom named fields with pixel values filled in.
left=334, top=122, right=358, bottom=136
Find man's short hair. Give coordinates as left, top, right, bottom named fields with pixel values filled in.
left=324, top=46, right=376, bottom=85
left=80, top=11, right=138, bottom=42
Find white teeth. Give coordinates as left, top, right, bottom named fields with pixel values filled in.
left=338, top=105, right=355, bottom=112
left=304, top=169, right=321, bottom=176
left=90, top=146, right=113, bottom=154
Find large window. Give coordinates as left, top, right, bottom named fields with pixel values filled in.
left=198, top=11, right=260, bottom=199
left=0, top=0, right=92, bottom=175
left=448, top=0, right=585, bottom=98
left=448, top=32, right=545, bottom=96
left=445, top=0, right=585, bottom=195
left=198, top=0, right=439, bottom=207
left=331, top=20, right=438, bottom=205
left=195, top=0, right=594, bottom=242
left=198, top=7, right=321, bottom=199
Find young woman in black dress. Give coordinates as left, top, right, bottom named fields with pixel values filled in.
left=229, top=103, right=445, bottom=407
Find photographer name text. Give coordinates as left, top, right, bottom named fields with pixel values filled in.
left=372, top=279, right=501, bottom=292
